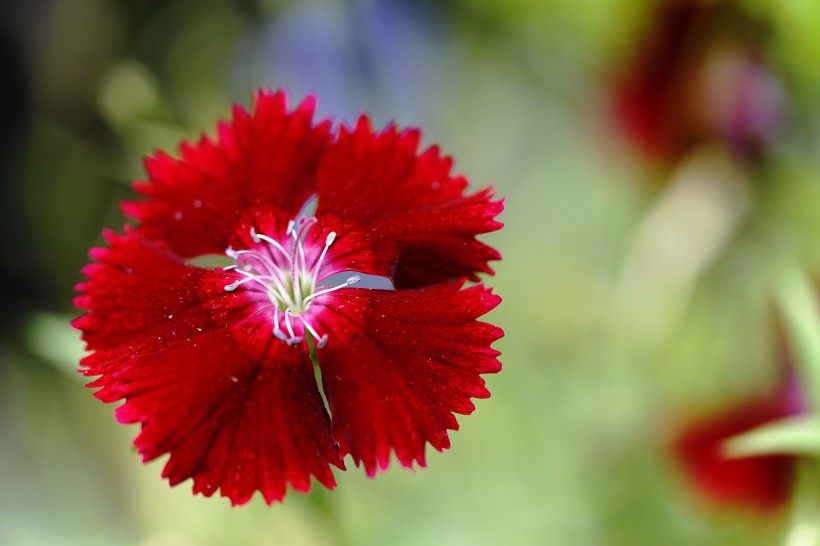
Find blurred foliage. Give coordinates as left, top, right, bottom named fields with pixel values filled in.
left=5, top=0, right=820, bottom=544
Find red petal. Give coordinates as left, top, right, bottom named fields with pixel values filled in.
left=610, top=0, right=702, bottom=161
left=73, top=229, right=240, bottom=399
left=115, top=328, right=341, bottom=505
left=315, top=118, right=503, bottom=288
left=674, top=381, right=801, bottom=512
left=74, top=228, right=229, bottom=351
left=74, top=230, right=342, bottom=504
left=312, top=282, right=502, bottom=475
left=123, top=90, right=331, bottom=257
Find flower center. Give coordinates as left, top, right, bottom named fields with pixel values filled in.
left=222, top=217, right=359, bottom=348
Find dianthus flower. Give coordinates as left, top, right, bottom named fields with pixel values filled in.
left=73, top=90, right=503, bottom=505
left=674, top=332, right=804, bottom=514
left=611, top=0, right=784, bottom=166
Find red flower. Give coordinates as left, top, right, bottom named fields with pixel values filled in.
left=611, top=0, right=785, bottom=166
left=674, top=375, right=803, bottom=512
left=73, top=90, right=504, bottom=505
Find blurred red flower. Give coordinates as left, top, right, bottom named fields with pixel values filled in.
left=674, top=326, right=804, bottom=513
left=611, top=0, right=785, bottom=166
left=73, top=90, right=504, bottom=505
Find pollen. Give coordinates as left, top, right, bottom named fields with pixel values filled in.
left=222, top=217, right=359, bottom=348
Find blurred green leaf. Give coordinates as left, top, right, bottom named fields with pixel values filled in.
left=723, top=414, right=820, bottom=458
left=25, top=312, right=85, bottom=377
left=775, top=264, right=820, bottom=410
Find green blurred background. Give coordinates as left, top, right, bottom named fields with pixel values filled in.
left=4, top=0, right=820, bottom=544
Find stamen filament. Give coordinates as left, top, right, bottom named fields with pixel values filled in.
left=284, top=310, right=298, bottom=340
left=224, top=276, right=266, bottom=292
left=311, top=231, right=336, bottom=286
left=303, top=275, right=361, bottom=305
left=300, top=315, right=328, bottom=348
left=255, top=233, right=292, bottom=264
left=299, top=315, right=318, bottom=338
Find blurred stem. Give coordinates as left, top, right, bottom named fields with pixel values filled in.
left=777, top=266, right=820, bottom=546
left=304, top=332, right=348, bottom=545
left=306, top=332, right=330, bottom=412
left=306, top=331, right=320, bottom=369
left=785, top=460, right=820, bottom=546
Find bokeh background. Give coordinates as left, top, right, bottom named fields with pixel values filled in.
left=4, top=0, right=820, bottom=544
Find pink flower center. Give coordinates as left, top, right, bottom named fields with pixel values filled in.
left=222, top=216, right=359, bottom=348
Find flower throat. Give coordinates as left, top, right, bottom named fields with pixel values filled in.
left=223, top=216, right=359, bottom=348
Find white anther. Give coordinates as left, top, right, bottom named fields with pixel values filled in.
left=347, top=275, right=361, bottom=285
left=273, top=327, right=301, bottom=345
left=224, top=275, right=269, bottom=292
left=250, top=227, right=260, bottom=243
left=224, top=280, right=240, bottom=291
left=312, top=231, right=336, bottom=280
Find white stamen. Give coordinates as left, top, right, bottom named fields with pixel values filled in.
left=284, top=310, right=296, bottom=339
left=225, top=276, right=262, bottom=292
left=298, top=239, right=308, bottom=274
left=312, top=231, right=336, bottom=281
left=303, top=275, right=361, bottom=305
left=224, top=280, right=240, bottom=292
left=255, top=233, right=291, bottom=263
left=300, top=315, right=323, bottom=342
